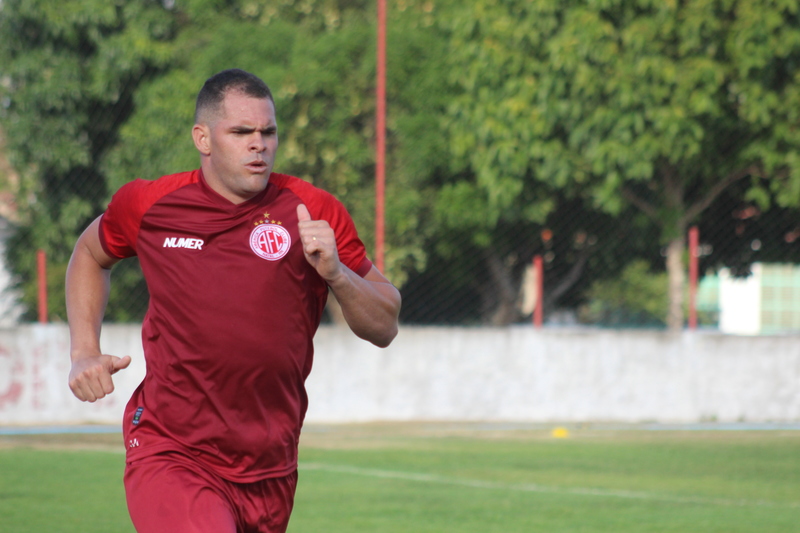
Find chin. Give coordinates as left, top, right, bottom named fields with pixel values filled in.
left=247, top=176, right=270, bottom=192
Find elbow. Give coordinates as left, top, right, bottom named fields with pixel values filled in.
left=371, top=323, right=399, bottom=348
left=373, top=302, right=401, bottom=347
left=347, top=291, right=401, bottom=348
left=356, top=316, right=398, bottom=348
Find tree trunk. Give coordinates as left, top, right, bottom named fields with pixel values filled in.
left=658, top=163, right=687, bottom=332
left=665, top=237, right=685, bottom=331
left=477, top=250, right=519, bottom=326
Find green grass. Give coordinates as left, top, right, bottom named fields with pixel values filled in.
left=0, top=425, right=798, bottom=532
left=0, top=446, right=132, bottom=533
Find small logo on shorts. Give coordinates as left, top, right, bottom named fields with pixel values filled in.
left=129, top=438, right=140, bottom=448
left=132, top=407, right=144, bottom=425
left=250, top=224, right=291, bottom=261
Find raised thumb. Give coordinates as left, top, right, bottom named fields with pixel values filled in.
left=296, top=203, right=312, bottom=222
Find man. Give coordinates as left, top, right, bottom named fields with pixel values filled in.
left=66, top=68, right=401, bottom=532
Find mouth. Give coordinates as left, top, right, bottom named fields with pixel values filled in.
left=245, top=160, right=269, bottom=173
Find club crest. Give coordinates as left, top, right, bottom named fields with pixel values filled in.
left=250, top=223, right=291, bottom=261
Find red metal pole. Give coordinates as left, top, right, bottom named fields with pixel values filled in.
left=37, top=249, right=47, bottom=324
left=533, top=255, right=544, bottom=328
left=375, top=0, right=387, bottom=273
left=688, top=226, right=699, bottom=330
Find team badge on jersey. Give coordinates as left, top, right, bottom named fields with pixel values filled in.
left=250, top=224, right=291, bottom=261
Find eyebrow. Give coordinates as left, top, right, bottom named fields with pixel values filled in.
left=229, top=124, right=277, bottom=133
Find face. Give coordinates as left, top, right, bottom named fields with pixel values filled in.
left=192, top=90, right=279, bottom=204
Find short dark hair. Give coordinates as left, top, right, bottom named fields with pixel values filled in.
left=194, top=69, right=275, bottom=124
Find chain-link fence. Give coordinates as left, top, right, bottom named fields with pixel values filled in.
left=2, top=1, right=800, bottom=334
left=19, top=176, right=798, bottom=333
left=399, top=189, right=800, bottom=331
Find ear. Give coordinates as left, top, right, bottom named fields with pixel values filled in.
left=192, top=124, right=211, bottom=155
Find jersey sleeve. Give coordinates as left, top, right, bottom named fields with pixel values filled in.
left=313, top=191, right=373, bottom=277
left=285, top=176, right=372, bottom=277
left=99, top=171, right=199, bottom=259
left=99, top=179, right=150, bottom=258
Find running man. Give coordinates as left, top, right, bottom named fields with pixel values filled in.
left=66, top=68, right=401, bottom=532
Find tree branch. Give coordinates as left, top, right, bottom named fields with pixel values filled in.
left=685, top=164, right=762, bottom=222
left=544, top=244, right=594, bottom=310
left=621, top=186, right=659, bottom=220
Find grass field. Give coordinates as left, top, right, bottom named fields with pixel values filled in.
left=0, top=423, right=798, bottom=532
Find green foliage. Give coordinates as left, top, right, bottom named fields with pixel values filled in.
left=442, top=0, right=800, bottom=325
left=104, top=0, right=456, bottom=289
left=445, top=0, right=800, bottom=224
left=579, top=259, right=668, bottom=327
left=0, top=0, right=178, bottom=321
left=0, top=0, right=456, bottom=319
left=4, top=0, right=800, bottom=324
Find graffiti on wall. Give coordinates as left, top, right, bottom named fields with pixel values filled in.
left=0, top=343, right=23, bottom=408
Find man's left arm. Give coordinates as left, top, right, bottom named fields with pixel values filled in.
left=297, top=204, right=401, bottom=347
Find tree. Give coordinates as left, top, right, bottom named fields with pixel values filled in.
left=0, top=0, right=178, bottom=320
left=1, top=0, right=456, bottom=320
left=104, top=0, right=454, bottom=293
left=443, top=0, right=800, bottom=330
left=400, top=189, right=664, bottom=326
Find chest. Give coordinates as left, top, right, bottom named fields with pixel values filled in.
left=134, top=188, right=322, bottom=302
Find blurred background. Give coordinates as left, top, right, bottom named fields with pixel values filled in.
left=1, top=0, right=800, bottom=334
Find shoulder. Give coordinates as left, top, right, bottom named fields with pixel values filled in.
left=269, top=173, right=345, bottom=219
left=108, top=170, right=199, bottom=217
left=270, top=173, right=333, bottom=200
left=101, top=170, right=200, bottom=258
left=270, top=173, right=371, bottom=275
left=113, top=170, right=199, bottom=204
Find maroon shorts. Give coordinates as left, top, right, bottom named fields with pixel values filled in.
left=124, top=452, right=297, bottom=533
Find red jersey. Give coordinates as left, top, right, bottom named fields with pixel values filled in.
left=100, top=170, right=371, bottom=482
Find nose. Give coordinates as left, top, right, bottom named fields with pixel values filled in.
left=250, top=132, right=266, bottom=152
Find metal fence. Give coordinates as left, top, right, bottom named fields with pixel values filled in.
left=4, top=1, right=800, bottom=333
left=399, top=193, right=800, bottom=330
left=23, top=184, right=800, bottom=333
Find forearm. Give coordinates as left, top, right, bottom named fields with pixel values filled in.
left=327, top=267, right=401, bottom=348
left=65, top=217, right=118, bottom=361
left=295, top=204, right=400, bottom=346
left=65, top=219, right=132, bottom=402
left=66, top=245, right=112, bottom=360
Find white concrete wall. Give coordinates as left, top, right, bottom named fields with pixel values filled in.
left=0, top=324, right=145, bottom=425
left=1, top=324, right=798, bottom=426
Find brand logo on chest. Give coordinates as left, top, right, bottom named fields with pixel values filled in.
left=250, top=211, right=291, bottom=261
left=163, top=237, right=204, bottom=250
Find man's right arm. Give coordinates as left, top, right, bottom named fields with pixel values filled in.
left=66, top=215, right=131, bottom=402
